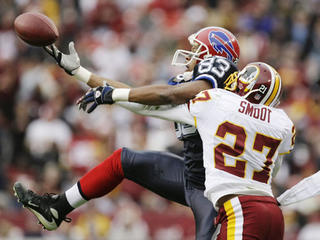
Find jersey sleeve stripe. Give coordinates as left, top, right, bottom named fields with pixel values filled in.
left=194, top=74, right=218, bottom=88
left=194, top=116, right=197, bottom=128
left=279, top=151, right=291, bottom=155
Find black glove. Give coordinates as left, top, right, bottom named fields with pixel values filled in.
left=77, top=85, right=114, bottom=113
left=44, top=42, right=80, bottom=75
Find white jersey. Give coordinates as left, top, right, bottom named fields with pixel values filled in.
left=189, top=89, right=295, bottom=210
left=117, top=89, right=320, bottom=209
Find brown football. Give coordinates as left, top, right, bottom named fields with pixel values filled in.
left=14, top=12, right=59, bottom=46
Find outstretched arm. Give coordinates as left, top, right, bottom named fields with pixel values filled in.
left=88, top=73, right=131, bottom=88
left=44, top=43, right=131, bottom=88
left=44, top=42, right=212, bottom=105
left=277, top=171, right=320, bottom=206
left=127, top=80, right=211, bottom=105
left=76, top=86, right=195, bottom=125
left=116, top=102, right=195, bottom=125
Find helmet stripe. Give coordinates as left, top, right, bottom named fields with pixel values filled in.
left=214, top=34, right=239, bottom=60
left=265, top=73, right=280, bottom=106
left=271, top=73, right=282, bottom=106
left=212, top=27, right=240, bottom=59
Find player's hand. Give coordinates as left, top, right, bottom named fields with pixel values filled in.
left=44, top=41, right=80, bottom=75
left=77, top=85, right=115, bottom=113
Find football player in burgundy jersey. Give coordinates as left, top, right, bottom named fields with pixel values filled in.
left=14, top=27, right=240, bottom=240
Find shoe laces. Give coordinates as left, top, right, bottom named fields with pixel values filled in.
left=44, top=193, right=72, bottom=223
left=30, top=192, right=72, bottom=223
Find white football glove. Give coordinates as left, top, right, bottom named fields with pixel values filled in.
left=44, top=42, right=80, bottom=75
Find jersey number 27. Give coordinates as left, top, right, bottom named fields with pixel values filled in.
left=214, top=121, right=281, bottom=184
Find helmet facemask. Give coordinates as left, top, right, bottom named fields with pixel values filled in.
left=237, top=65, right=261, bottom=98
left=224, top=71, right=239, bottom=92
left=171, top=33, right=211, bottom=67
left=224, top=66, right=260, bottom=99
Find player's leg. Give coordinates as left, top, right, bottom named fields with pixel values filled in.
left=240, top=196, right=284, bottom=240
left=215, top=196, right=284, bottom=240
left=13, top=147, right=187, bottom=230
left=66, top=147, right=186, bottom=207
left=13, top=148, right=124, bottom=230
left=185, top=185, right=217, bottom=240
left=121, top=147, right=187, bottom=206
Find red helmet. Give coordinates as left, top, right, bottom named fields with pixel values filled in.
left=172, top=26, right=240, bottom=66
left=225, top=62, right=283, bottom=107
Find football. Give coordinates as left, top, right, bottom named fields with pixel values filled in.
left=14, top=12, right=59, bottom=46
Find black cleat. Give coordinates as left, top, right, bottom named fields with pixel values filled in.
left=13, top=182, right=71, bottom=231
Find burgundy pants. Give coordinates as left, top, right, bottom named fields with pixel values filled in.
left=214, top=195, right=284, bottom=240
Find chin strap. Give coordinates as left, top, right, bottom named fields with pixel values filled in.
left=242, top=88, right=260, bottom=100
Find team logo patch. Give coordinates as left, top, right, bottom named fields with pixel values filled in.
left=254, top=93, right=262, bottom=100
left=208, top=31, right=236, bottom=61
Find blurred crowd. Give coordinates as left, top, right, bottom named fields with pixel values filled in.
left=0, top=0, right=320, bottom=239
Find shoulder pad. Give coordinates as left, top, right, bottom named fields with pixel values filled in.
left=193, top=56, right=238, bottom=89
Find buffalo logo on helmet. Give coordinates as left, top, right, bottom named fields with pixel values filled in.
left=208, top=30, right=237, bottom=62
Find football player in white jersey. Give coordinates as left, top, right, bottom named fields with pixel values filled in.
left=185, top=63, right=294, bottom=239
left=78, top=61, right=296, bottom=239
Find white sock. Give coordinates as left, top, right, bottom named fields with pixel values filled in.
left=65, top=183, right=87, bottom=208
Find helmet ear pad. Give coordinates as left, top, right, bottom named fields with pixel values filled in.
left=235, top=62, right=282, bottom=107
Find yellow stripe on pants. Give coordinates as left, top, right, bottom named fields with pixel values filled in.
left=224, top=200, right=236, bottom=239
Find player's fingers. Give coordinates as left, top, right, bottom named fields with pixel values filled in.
left=82, top=96, right=95, bottom=104
left=78, top=102, right=87, bottom=111
left=69, top=41, right=77, bottom=55
left=76, top=93, right=94, bottom=105
left=76, top=89, right=94, bottom=105
left=51, top=44, right=61, bottom=59
left=76, top=91, right=90, bottom=104
left=76, top=96, right=84, bottom=105
left=43, top=45, right=52, bottom=55
left=87, top=103, right=97, bottom=113
left=84, top=90, right=94, bottom=98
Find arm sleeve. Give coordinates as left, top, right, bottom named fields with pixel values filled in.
left=116, top=102, right=195, bottom=126
left=277, top=171, right=320, bottom=206
left=188, top=90, right=214, bottom=120
left=194, top=73, right=218, bottom=88
left=272, top=155, right=283, bottom=178
left=279, top=123, right=296, bottom=155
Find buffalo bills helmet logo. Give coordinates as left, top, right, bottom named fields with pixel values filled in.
left=208, top=31, right=237, bottom=61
